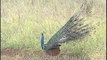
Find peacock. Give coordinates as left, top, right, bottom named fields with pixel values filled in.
left=40, top=0, right=93, bottom=56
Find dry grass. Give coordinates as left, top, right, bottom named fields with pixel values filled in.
left=1, top=0, right=106, bottom=60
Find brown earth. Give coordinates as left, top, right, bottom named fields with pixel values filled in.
left=1, top=48, right=90, bottom=60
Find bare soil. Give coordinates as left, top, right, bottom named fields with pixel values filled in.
left=1, top=48, right=90, bottom=60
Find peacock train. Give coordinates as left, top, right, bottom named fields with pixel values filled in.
left=40, top=0, right=93, bottom=56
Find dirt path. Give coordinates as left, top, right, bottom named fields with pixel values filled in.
left=1, top=48, right=90, bottom=60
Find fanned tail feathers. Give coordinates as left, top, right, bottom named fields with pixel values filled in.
left=45, top=0, right=93, bottom=50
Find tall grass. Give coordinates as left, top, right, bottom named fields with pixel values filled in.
left=1, top=0, right=106, bottom=60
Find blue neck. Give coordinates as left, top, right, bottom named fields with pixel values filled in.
left=41, top=33, right=44, bottom=49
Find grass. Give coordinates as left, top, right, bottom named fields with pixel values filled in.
left=1, top=0, right=106, bottom=60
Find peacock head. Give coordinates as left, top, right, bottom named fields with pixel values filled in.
left=41, top=33, right=45, bottom=49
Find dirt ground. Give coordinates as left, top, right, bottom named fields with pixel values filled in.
left=1, top=48, right=91, bottom=60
